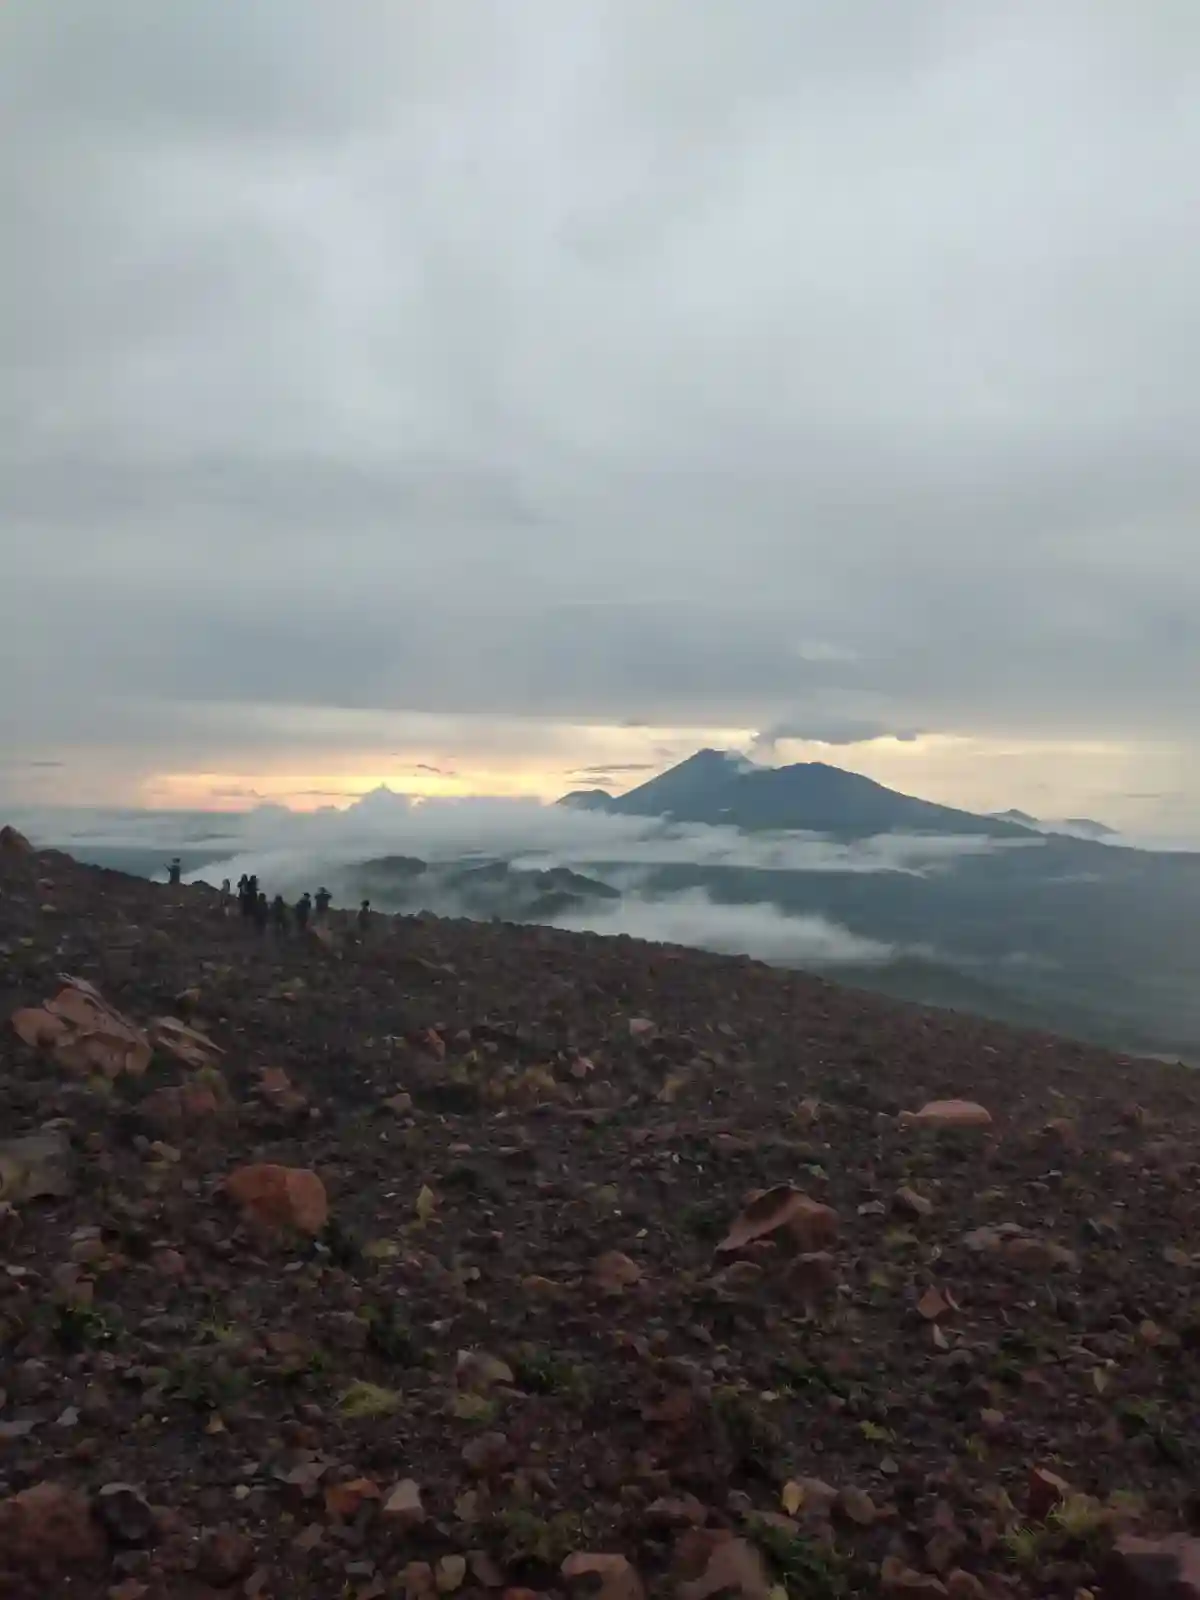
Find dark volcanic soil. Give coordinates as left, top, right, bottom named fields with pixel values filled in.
left=3, top=841, right=1200, bottom=1599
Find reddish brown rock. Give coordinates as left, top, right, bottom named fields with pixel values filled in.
left=591, top=1250, right=642, bottom=1292
left=197, top=1526, right=256, bottom=1585
left=677, top=1535, right=769, bottom=1600
left=404, top=1561, right=437, bottom=1598
left=894, top=1186, right=935, bottom=1218
left=456, top=1349, right=515, bottom=1391
left=225, top=1162, right=328, bottom=1234
left=1002, top=1235, right=1078, bottom=1273
left=562, top=1551, right=645, bottom=1600
left=1027, top=1465, right=1072, bottom=1522
left=785, top=1250, right=839, bottom=1311
left=716, top=1186, right=838, bottom=1255
left=881, top=1558, right=949, bottom=1598
left=462, top=1431, right=514, bottom=1477
left=917, top=1286, right=952, bottom=1322
left=645, top=1494, right=708, bottom=1528
left=837, top=1485, right=877, bottom=1526
left=0, top=1481, right=107, bottom=1575
left=946, top=1573, right=987, bottom=1600
left=0, top=824, right=34, bottom=854
left=1040, top=1116, right=1079, bottom=1149
left=1104, top=1534, right=1200, bottom=1600
left=900, top=1100, right=992, bottom=1130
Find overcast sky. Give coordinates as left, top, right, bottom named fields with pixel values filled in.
left=2, top=3, right=1198, bottom=831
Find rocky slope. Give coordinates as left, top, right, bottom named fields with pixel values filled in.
left=2, top=833, right=1200, bottom=1599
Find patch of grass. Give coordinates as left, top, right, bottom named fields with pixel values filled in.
left=53, top=1302, right=115, bottom=1351
left=713, top=1386, right=787, bottom=1477
left=198, top=1318, right=243, bottom=1347
left=169, top=1354, right=251, bottom=1408
left=771, top=1355, right=847, bottom=1399
left=1115, top=1396, right=1162, bottom=1436
left=338, top=1380, right=403, bottom=1419
left=495, top=1508, right=587, bottom=1568
left=748, top=1517, right=848, bottom=1600
left=680, top=1200, right=726, bottom=1243
left=1050, top=1495, right=1108, bottom=1542
left=363, top=1302, right=425, bottom=1366
left=513, top=1346, right=593, bottom=1402
left=1000, top=1525, right=1046, bottom=1571
left=858, top=1419, right=896, bottom=1445
left=320, top=1217, right=362, bottom=1268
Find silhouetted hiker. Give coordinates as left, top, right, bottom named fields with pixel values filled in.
left=314, top=887, right=331, bottom=921
left=294, top=891, right=312, bottom=931
left=253, top=890, right=269, bottom=933
left=167, top=857, right=182, bottom=886
left=241, top=874, right=260, bottom=919
left=270, top=893, right=288, bottom=933
left=221, top=878, right=231, bottom=898
left=357, top=899, right=371, bottom=934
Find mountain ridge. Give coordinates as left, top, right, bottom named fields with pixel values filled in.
left=561, top=747, right=1033, bottom=839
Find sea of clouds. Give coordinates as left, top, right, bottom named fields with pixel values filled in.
left=17, top=788, right=1043, bottom=971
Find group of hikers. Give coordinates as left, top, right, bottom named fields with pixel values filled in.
left=229, top=874, right=372, bottom=935
left=164, top=858, right=372, bottom=936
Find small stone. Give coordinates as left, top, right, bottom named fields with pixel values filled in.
left=456, top=1349, right=515, bottom=1391
left=946, top=1572, right=987, bottom=1600
left=96, top=1484, right=154, bottom=1546
left=894, top=1187, right=934, bottom=1218
left=917, top=1286, right=951, bottom=1322
left=646, top=1494, right=708, bottom=1528
left=591, top=1251, right=642, bottom=1292
left=382, top=1479, right=425, bottom=1527
left=562, top=1552, right=645, bottom=1600
left=837, top=1486, right=877, bottom=1526
left=462, top=1432, right=514, bottom=1477
left=197, top=1525, right=256, bottom=1585
left=324, top=1477, right=381, bottom=1520
left=469, top=1550, right=505, bottom=1588
left=1003, top=1235, right=1078, bottom=1273
left=404, top=1561, right=437, bottom=1599
left=152, top=1248, right=187, bottom=1279
left=437, top=1555, right=468, bottom=1593
left=881, top=1558, right=949, bottom=1598
left=1028, top=1465, right=1072, bottom=1523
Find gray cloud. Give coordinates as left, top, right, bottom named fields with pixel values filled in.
left=2, top=2, right=1199, bottom=774
left=751, top=718, right=921, bottom=755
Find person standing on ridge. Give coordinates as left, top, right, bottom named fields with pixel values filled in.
left=253, top=890, right=269, bottom=933
left=167, top=857, right=182, bottom=886
left=294, top=891, right=312, bottom=931
left=314, top=887, right=332, bottom=923
left=357, top=899, right=372, bottom=936
left=270, top=894, right=289, bottom=934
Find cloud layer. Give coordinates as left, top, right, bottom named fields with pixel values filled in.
left=3, top=4, right=1199, bottom=790
left=20, top=788, right=1042, bottom=970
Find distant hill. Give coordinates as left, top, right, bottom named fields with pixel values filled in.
left=993, top=808, right=1117, bottom=842
left=1058, top=817, right=1117, bottom=840
left=558, top=789, right=617, bottom=813
left=563, top=748, right=1033, bottom=839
